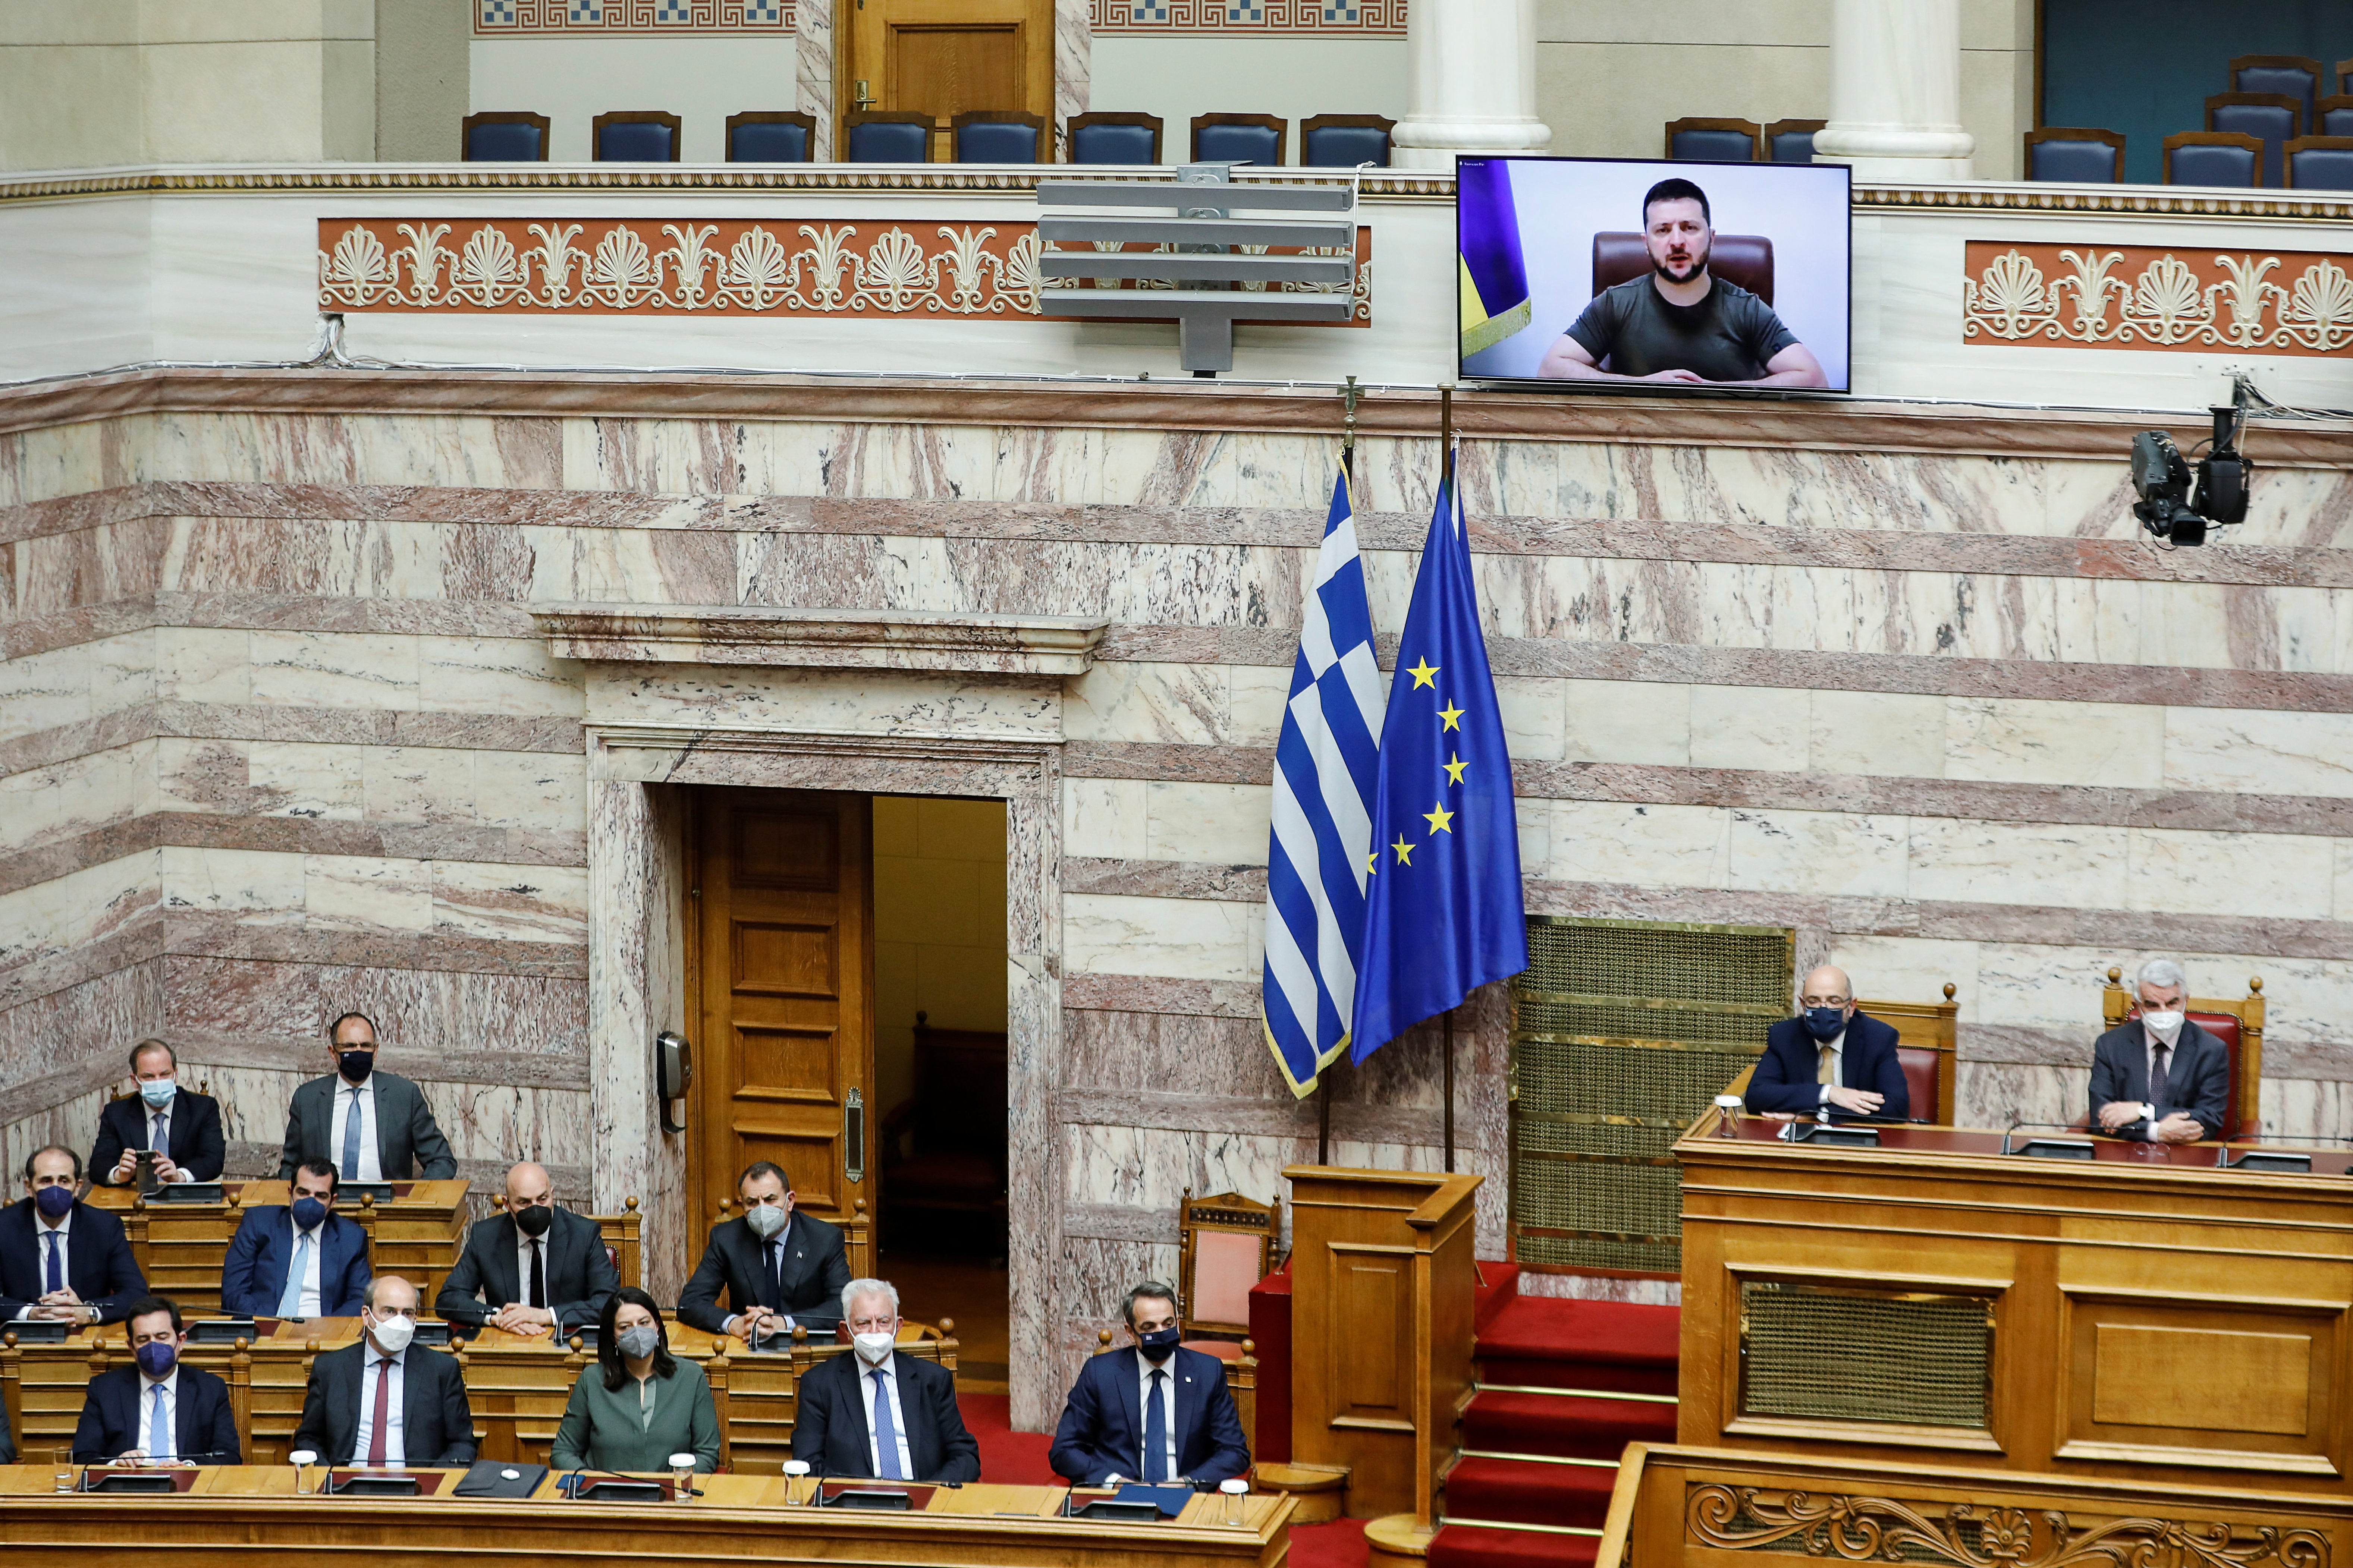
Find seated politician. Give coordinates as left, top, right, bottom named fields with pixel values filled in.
left=1536, top=177, right=1827, bottom=389
left=290, top=1274, right=476, bottom=1467
left=551, top=1287, right=720, bottom=1474
left=791, top=1278, right=980, bottom=1482
left=1746, top=965, right=1911, bottom=1122
left=92, top=1038, right=225, bottom=1187
left=2090, top=957, right=2228, bottom=1144
left=277, top=1010, right=457, bottom=1183
left=222, top=1159, right=370, bottom=1319
left=438, top=1160, right=619, bottom=1338
left=1049, top=1279, right=1250, bottom=1486
left=678, top=1160, right=851, bottom=1342
left=2, top=1145, right=145, bottom=1326
left=72, top=1294, right=241, bottom=1464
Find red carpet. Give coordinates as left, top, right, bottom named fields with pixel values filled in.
left=957, top=1392, right=1061, bottom=1484
left=1292, top=1518, right=1369, bottom=1568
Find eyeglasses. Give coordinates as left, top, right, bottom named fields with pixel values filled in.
left=1798, top=996, right=1851, bottom=1008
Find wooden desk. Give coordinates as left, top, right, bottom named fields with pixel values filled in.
left=0, top=1467, right=1295, bottom=1568
left=87, top=1181, right=471, bottom=1315
left=1678, top=1114, right=2353, bottom=1492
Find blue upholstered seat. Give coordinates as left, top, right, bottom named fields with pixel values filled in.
left=956, top=120, right=1040, bottom=162
left=2287, top=142, right=2353, bottom=191
left=2321, top=101, right=2353, bottom=137
left=2170, top=139, right=2260, bottom=188
left=1669, top=127, right=1757, bottom=161
left=2027, top=135, right=2120, bottom=182
left=846, top=119, right=932, bottom=161
left=1196, top=122, right=1281, bottom=165
left=730, top=120, right=810, bottom=162
left=597, top=120, right=675, bottom=161
left=1070, top=120, right=1158, bottom=164
left=2233, top=61, right=2318, bottom=133
left=2209, top=97, right=2297, bottom=187
left=1767, top=128, right=1816, bottom=163
left=1301, top=123, right=1389, bottom=167
left=465, top=121, right=543, bottom=161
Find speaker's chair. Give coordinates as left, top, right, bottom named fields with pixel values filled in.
left=1855, top=983, right=1958, bottom=1125
left=2101, top=967, right=2265, bottom=1139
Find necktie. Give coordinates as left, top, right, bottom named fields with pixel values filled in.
left=367, top=1356, right=393, bottom=1465
left=1816, top=1045, right=1836, bottom=1086
left=765, top=1240, right=783, bottom=1307
left=44, top=1229, right=61, bottom=1294
left=870, top=1367, right=904, bottom=1479
left=340, top=1089, right=363, bottom=1181
left=1143, top=1369, right=1169, bottom=1483
left=279, top=1231, right=311, bottom=1317
left=2151, top=1042, right=2172, bottom=1112
left=151, top=1110, right=169, bottom=1162
left=529, top=1238, right=546, bottom=1309
left=148, top=1383, right=170, bottom=1459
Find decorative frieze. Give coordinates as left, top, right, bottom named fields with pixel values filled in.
left=474, top=0, right=791, bottom=36
left=1091, top=0, right=1404, bottom=38
left=1964, top=240, right=2353, bottom=355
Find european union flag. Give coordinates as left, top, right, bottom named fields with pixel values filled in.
left=1349, top=465, right=1529, bottom=1063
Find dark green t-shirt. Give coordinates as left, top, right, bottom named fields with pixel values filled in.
left=1563, top=274, right=1798, bottom=382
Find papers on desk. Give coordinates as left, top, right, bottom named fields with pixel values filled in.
left=453, top=1460, right=546, bottom=1498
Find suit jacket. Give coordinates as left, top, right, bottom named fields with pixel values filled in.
left=1048, top=1344, right=1251, bottom=1485
left=220, top=1206, right=371, bottom=1318
left=676, top=1210, right=851, bottom=1335
left=1746, top=1011, right=1912, bottom=1119
left=72, top=1362, right=242, bottom=1463
left=276, top=1069, right=457, bottom=1181
left=0, top=1199, right=145, bottom=1323
left=790, top=1348, right=980, bottom=1482
left=435, top=1207, right=618, bottom=1335
left=291, top=1340, right=477, bottom=1466
left=91, top=1090, right=226, bottom=1185
left=551, top=1360, right=721, bottom=1474
left=2089, top=1019, right=2231, bottom=1140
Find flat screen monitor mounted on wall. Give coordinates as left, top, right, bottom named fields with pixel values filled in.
left=1458, top=155, right=1853, bottom=396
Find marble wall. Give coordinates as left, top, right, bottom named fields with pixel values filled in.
left=3, top=375, right=2352, bottom=1426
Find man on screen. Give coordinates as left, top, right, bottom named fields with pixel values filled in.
left=1536, top=177, right=1828, bottom=388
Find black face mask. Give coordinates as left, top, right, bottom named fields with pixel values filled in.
left=514, top=1202, right=553, bottom=1238
left=338, top=1049, right=375, bottom=1085
left=1137, top=1326, right=1181, bottom=1363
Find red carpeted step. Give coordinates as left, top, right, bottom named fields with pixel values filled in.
left=1461, top=1388, right=1676, bottom=1459
left=1429, top=1523, right=1599, bottom=1568
left=955, top=1392, right=1061, bottom=1486
left=1474, top=1297, right=1680, bottom=1397
left=1441, top=1455, right=1618, bottom=1529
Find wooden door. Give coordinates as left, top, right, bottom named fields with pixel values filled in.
left=844, top=0, right=1053, bottom=159
left=691, top=788, right=875, bottom=1274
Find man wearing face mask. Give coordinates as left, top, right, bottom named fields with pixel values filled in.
left=291, top=1274, right=477, bottom=1466
left=92, top=1039, right=226, bottom=1187
left=0, top=1146, right=145, bottom=1326
left=2091, top=958, right=2228, bottom=1144
left=71, top=1294, right=242, bottom=1464
left=436, top=1160, right=618, bottom=1338
left=276, top=1011, right=458, bottom=1183
left=791, top=1278, right=980, bottom=1482
left=221, top=1160, right=371, bottom=1319
left=1745, top=965, right=1912, bottom=1123
left=1049, top=1280, right=1250, bottom=1487
left=678, top=1161, right=852, bottom=1342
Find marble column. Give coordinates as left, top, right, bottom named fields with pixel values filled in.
left=1388, top=0, right=1552, bottom=169
left=1809, top=0, right=1976, bottom=182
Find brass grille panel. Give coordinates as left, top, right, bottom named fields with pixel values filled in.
left=1739, top=1282, right=1992, bottom=1429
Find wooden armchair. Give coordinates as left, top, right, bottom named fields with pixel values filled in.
left=2103, top=968, right=2265, bottom=1137
left=1858, top=982, right=1958, bottom=1125
left=879, top=1013, right=1007, bottom=1252
left=1178, top=1188, right=1278, bottom=1358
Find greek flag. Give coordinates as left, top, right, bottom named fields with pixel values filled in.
left=1261, top=469, right=1384, bottom=1098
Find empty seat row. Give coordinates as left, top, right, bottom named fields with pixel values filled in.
left=461, top=109, right=1392, bottom=166
left=1662, top=117, right=1824, bottom=164
left=2026, top=53, right=2353, bottom=190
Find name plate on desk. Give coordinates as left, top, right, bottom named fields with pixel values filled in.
left=574, top=1479, right=668, bottom=1503
left=148, top=1183, right=225, bottom=1203
left=1782, top=1122, right=1881, bottom=1148
left=4, top=1319, right=72, bottom=1342
left=821, top=1486, right=917, bottom=1511
left=1070, top=1498, right=1165, bottom=1522
left=327, top=1471, right=427, bottom=1497
left=2220, top=1149, right=2313, bottom=1174
left=339, top=1182, right=397, bottom=1204
left=2013, top=1138, right=2095, bottom=1160
left=189, top=1318, right=258, bottom=1344
left=409, top=1321, right=452, bottom=1347
left=83, top=1470, right=184, bottom=1494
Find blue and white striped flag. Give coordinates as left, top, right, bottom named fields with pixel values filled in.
left=1261, top=469, right=1384, bottom=1098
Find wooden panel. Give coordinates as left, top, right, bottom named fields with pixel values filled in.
left=2091, top=1325, right=2310, bottom=1433
left=2060, top=1290, right=2339, bottom=1468
left=1331, top=1252, right=1404, bottom=1416
left=843, top=0, right=1053, bottom=158
left=890, top=25, right=1021, bottom=118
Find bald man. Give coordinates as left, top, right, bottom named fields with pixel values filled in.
left=1745, top=966, right=1913, bottom=1123
left=434, top=1162, right=618, bottom=1338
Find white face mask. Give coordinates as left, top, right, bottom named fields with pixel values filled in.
left=744, top=1202, right=788, bottom=1239
left=853, top=1330, right=895, bottom=1366
left=2142, top=1009, right=2186, bottom=1043
left=368, top=1313, right=416, bottom=1355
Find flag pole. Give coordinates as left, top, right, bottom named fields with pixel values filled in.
left=1442, top=1008, right=1456, bottom=1174
left=1439, top=384, right=1456, bottom=1175
left=1318, top=1076, right=1332, bottom=1165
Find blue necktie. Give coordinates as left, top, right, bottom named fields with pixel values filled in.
left=340, top=1089, right=362, bottom=1181
left=279, top=1231, right=310, bottom=1317
left=148, top=1383, right=170, bottom=1459
left=1144, top=1368, right=1169, bottom=1483
left=44, top=1229, right=61, bottom=1294
left=151, top=1110, right=169, bottom=1163
left=870, top=1368, right=904, bottom=1479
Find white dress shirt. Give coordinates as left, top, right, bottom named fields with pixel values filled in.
left=138, top=1367, right=179, bottom=1459
left=854, top=1354, right=915, bottom=1479
left=15, top=1208, right=71, bottom=1320
left=330, top=1080, right=383, bottom=1183
left=354, top=1347, right=407, bottom=1465
left=288, top=1215, right=329, bottom=1317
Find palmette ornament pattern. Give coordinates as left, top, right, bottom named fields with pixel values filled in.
left=1963, top=240, right=2353, bottom=355
left=316, top=218, right=1372, bottom=323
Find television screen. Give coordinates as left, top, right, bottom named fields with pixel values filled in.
left=1458, top=156, right=1853, bottom=394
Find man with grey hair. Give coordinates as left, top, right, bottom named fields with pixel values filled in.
left=789, top=1277, right=979, bottom=1482
left=2090, top=958, right=2229, bottom=1143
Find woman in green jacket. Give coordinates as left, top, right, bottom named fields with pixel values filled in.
left=552, top=1286, right=721, bottom=1473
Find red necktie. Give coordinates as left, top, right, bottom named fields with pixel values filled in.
left=367, top=1356, right=392, bottom=1464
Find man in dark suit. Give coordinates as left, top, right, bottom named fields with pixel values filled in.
left=277, top=1010, right=457, bottom=1183
left=792, top=1278, right=979, bottom=1482
left=435, top=1160, right=618, bottom=1338
left=291, top=1274, right=476, bottom=1466
left=1746, top=965, right=1912, bottom=1121
left=1049, top=1279, right=1250, bottom=1486
left=222, top=1160, right=371, bottom=1318
left=1, top=1146, right=145, bottom=1326
left=678, top=1161, right=851, bottom=1341
left=72, top=1294, right=242, bottom=1463
left=2091, top=957, right=2228, bottom=1143
left=92, top=1039, right=226, bottom=1187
